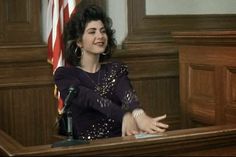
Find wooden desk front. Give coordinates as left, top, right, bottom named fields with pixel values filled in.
left=1, top=125, right=236, bottom=156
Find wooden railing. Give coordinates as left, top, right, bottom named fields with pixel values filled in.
left=1, top=125, right=236, bottom=156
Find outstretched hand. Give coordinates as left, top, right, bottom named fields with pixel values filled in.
left=135, top=113, right=169, bottom=134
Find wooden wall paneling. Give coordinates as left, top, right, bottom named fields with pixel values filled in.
left=173, top=31, right=236, bottom=128
left=131, top=78, right=180, bottom=130
left=225, top=67, right=236, bottom=123
left=0, top=63, right=51, bottom=86
left=0, top=44, right=58, bottom=146
left=114, top=50, right=181, bottom=130
left=127, top=0, right=236, bottom=33
left=0, top=0, right=106, bottom=146
left=0, top=0, right=236, bottom=149
left=179, top=62, right=217, bottom=128
left=215, top=66, right=225, bottom=125
left=0, top=86, right=57, bottom=146
left=0, top=0, right=3, bottom=41
left=179, top=62, right=189, bottom=128
left=0, top=0, right=71, bottom=146
left=124, top=0, right=236, bottom=50
left=0, top=55, right=57, bottom=146
left=188, top=64, right=217, bottom=125
left=0, top=0, right=41, bottom=44
left=121, top=0, right=181, bottom=129
left=0, top=45, right=48, bottom=64
left=124, top=0, right=236, bottom=129
left=125, top=0, right=176, bottom=50
left=179, top=46, right=231, bottom=127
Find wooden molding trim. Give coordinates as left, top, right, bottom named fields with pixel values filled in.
left=124, top=0, right=236, bottom=49
left=0, top=44, right=53, bottom=87
left=0, top=44, right=48, bottom=63
left=172, top=30, right=236, bottom=46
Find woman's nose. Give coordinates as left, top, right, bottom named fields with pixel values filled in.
left=96, top=31, right=104, bottom=38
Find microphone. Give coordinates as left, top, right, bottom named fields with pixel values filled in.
left=52, top=85, right=88, bottom=148
left=61, top=86, right=77, bottom=114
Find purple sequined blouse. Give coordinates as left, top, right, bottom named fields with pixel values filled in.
left=54, top=61, right=141, bottom=141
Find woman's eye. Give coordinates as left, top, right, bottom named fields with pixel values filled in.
left=101, top=30, right=106, bottom=33
left=88, top=31, right=95, bottom=34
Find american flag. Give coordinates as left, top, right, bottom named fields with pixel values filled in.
left=46, top=0, right=78, bottom=114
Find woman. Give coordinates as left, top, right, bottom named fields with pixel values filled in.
left=54, top=4, right=169, bottom=141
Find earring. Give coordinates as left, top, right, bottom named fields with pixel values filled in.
left=101, top=51, right=107, bottom=55
left=102, top=46, right=110, bottom=55
left=74, top=47, right=78, bottom=54
left=74, top=47, right=83, bottom=59
left=81, top=48, right=84, bottom=56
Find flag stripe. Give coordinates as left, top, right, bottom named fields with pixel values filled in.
left=46, top=0, right=53, bottom=63
left=47, top=0, right=77, bottom=113
left=68, top=0, right=77, bottom=16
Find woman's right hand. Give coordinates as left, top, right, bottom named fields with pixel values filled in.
left=122, top=112, right=140, bottom=137
left=134, top=113, right=169, bottom=134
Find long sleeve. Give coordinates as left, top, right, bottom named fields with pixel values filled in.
left=75, top=86, right=126, bottom=123
left=113, top=63, right=141, bottom=112
left=54, top=67, right=126, bottom=123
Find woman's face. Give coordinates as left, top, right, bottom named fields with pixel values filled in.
left=78, top=20, right=108, bottom=55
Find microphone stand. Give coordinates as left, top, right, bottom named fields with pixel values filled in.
left=51, top=104, right=88, bottom=148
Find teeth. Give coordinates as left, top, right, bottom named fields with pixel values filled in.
left=96, top=43, right=104, bottom=46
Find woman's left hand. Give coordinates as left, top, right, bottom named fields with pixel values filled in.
left=135, top=114, right=169, bottom=134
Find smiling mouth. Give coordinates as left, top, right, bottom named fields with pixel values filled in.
left=95, top=42, right=105, bottom=46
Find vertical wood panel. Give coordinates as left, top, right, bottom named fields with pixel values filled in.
left=0, top=0, right=3, bottom=41
left=0, top=0, right=41, bottom=44
left=7, top=0, right=29, bottom=23
left=0, top=45, right=58, bottom=146
left=0, top=85, right=57, bottom=146
left=225, top=67, right=236, bottom=123
left=173, top=31, right=236, bottom=128
left=189, top=65, right=216, bottom=100
left=188, top=64, right=216, bottom=124
left=132, top=77, right=180, bottom=130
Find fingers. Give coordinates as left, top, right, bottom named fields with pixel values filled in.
left=154, top=114, right=167, bottom=121
left=152, top=127, right=166, bottom=133
left=150, top=115, right=169, bottom=133
left=131, top=130, right=139, bottom=135
left=140, top=127, right=165, bottom=134
left=144, top=128, right=156, bottom=134
left=135, top=114, right=169, bottom=134
left=122, top=128, right=125, bottom=137
left=153, top=114, right=169, bottom=130
left=124, top=130, right=139, bottom=136
left=156, top=122, right=169, bottom=129
left=127, top=130, right=139, bottom=136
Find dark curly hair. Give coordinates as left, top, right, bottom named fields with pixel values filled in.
left=63, top=4, right=117, bottom=66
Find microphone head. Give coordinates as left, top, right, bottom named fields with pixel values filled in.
left=68, top=85, right=77, bottom=94
left=68, top=85, right=75, bottom=91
